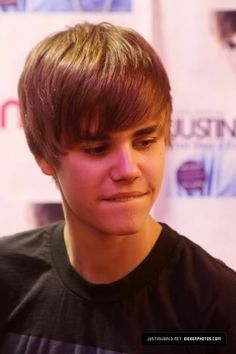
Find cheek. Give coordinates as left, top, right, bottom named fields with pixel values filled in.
left=57, top=170, right=93, bottom=214
left=148, top=154, right=165, bottom=187
left=59, top=169, right=91, bottom=194
left=230, top=52, right=236, bottom=66
left=57, top=160, right=104, bottom=202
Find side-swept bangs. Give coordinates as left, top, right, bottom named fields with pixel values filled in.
left=18, top=22, right=172, bottom=166
left=213, top=11, right=236, bottom=41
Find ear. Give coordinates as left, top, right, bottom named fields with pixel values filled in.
left=36, top=158, right=55, bottom=176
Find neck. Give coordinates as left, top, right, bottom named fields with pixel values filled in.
left=63, top=216, right=162, bottom=284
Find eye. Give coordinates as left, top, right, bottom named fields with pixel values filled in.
left=83, top=144, right=108, bottom=156
left=225, top=40, right=236, bottom=50
left=134, top=138, right=157, bottom=150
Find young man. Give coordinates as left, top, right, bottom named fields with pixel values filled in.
left=0, top=22, right=235, bottom=354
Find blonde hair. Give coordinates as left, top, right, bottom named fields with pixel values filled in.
left=18, top=22, right=172, bottom=166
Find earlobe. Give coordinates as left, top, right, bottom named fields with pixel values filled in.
left=37, top=158, right=55, bottom=176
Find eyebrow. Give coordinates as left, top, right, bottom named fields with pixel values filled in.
left=81, top=124, right=158, bottom=142
left=133, top=124, right=158, bottom=137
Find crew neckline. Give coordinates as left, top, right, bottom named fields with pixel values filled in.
left=50, top=221, right=179, bottom=303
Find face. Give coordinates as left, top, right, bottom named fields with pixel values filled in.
left=40, top=120, right=166, bottom=237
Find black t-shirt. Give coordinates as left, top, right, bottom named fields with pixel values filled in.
left=0, top=222, right=235, bottom=353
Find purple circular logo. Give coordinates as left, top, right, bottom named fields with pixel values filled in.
left=177, top=161, right=206, bottom=192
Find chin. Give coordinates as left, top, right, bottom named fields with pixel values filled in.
left=100, top=208, right=152, bottom=236
left=114, top=228, right=140, bottom=237
left=103, top=219, right=145, bottom=237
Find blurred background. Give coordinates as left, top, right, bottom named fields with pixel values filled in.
left=0, top=0, right=235, bottom=269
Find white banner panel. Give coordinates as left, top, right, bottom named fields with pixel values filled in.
left=152, top=0, right=236, bottom=269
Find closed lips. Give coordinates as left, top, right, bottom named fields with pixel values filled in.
left=104, top=192, right=148, bottom=201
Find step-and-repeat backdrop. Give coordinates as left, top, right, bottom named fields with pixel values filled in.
left=1, top=0, right=235, bottom=269
left=153, top=0, right=236, bottom=270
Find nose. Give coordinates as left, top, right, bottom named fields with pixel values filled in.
left=110, top=145, right=141, bottom=182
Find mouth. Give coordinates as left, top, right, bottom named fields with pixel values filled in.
left=103, top=192, right=149, bottom=202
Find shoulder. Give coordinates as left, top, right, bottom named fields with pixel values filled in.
left=0, top=222, right=64, bottom=279
left=162, top=223, right=236, bottom=286
left=0, top=222, right=64, bottom=330
left=162, top=224, right=236, bottom=333
left=0, top=222, right=62, bottom=256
